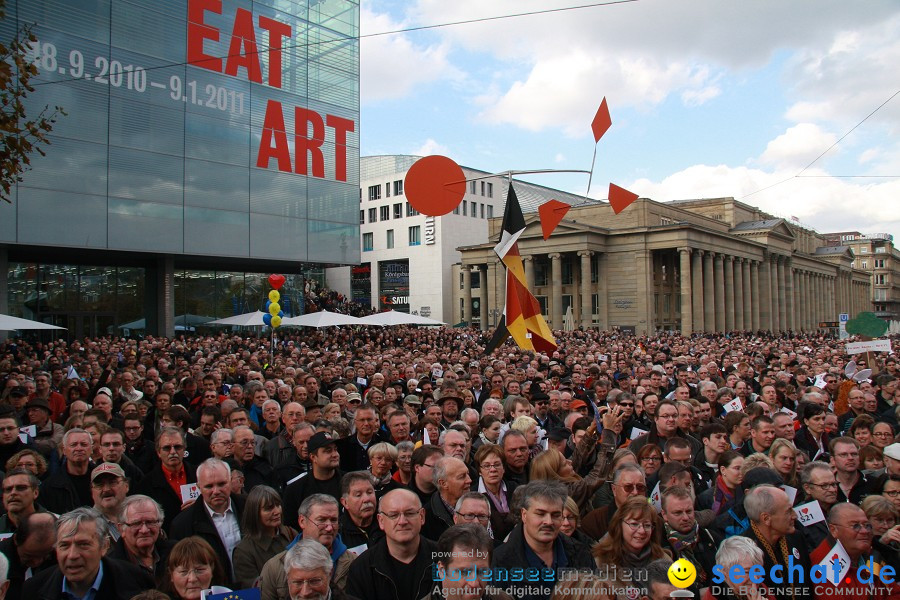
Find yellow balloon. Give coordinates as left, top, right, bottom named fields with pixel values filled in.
left=268, top=290, right=280, bottom=303
left=269, top=302, right=280, bottom=316
left=271, top=315, right=282, bottom=328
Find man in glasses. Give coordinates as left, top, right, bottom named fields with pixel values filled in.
left=134, top=427, right=197, bottom=532
left=260, top=494, right=356, bottom=600
left=89, top=463, right=129, bottom=542
left=810, top=503, right=886, bottom=598
left=799, top=461, right=838, bottom=551
left=581, top=463, right=647, bottom=540
left=531, top=389, right=560, bottom=432
left=347, top=488, right=437, bottom=600
left=630, top=399, right=702, bottom=458
left=0, top=469, right=42, bottom=534
left=109, top=494, right=174, bottom=584
left=283, top=539, right=355, bottom=600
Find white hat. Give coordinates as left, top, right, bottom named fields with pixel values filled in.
left=884, top=443, right=900, bottom=462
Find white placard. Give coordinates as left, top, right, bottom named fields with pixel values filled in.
left=723, top=398, right=743, bottom=413
left=180, top=483, right=200, bottom=504
left=794, top=500, right=825, bottom=526
left=357, top=377, right=367, bottom=387
left=431, top=368, right=444, bottom=379
left=781, top=485, right=798, bottom=505
left=19, top=425, right=36, bottom=437
left=0, top=533, right=12, bottom=541
left=649, top=482, right=662, bottom=511
left=630, top=427, right=649, bottom=440
left=347, top=543, right=368, bottom=556
left=846, top=339, right=892, bottom=354
left=816, top=540, right=851, bottom=584
left=779, top=407, right=797, bottom=419
left=599, top=354, right=609, bottom=363
left=17, top=433, right=27, bottom=444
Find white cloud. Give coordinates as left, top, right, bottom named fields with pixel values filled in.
left=360, top=8, right=462, bottom=102
left=758, top=124, right=837, bottom=170
left=412, top=138, right=451, bottom=156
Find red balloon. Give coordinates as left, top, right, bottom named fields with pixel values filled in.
left=404, top=155, right=466, bottom=217
left=268, top=274, right=286, bottom=290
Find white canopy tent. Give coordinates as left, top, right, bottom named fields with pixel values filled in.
left=282, top=310, right=364, bottom=328
left=206, top=311, right=268, bottom=326
left=0, top=314, right=66, bottom=331
left=357, top=310, right=445, bottom=327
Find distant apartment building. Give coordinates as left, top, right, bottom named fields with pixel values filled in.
left=823, top=231, right=899, bottom=320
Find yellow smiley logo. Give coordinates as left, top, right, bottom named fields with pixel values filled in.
left=667, top=558, right=697, bottom=588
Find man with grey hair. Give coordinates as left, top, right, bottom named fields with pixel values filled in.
left=260, top=493, right=355, bottom=600
left=22, top=507, right=154, bottom=599
left=453, top=492, right=492, bottom=532
left=740, top=484, right=811, bottom=600
left=231, top=424, right=273, bottom=489
left=284, top=538, right=357, bottom=600
left=39, top=428, right=95, bottom=514
left=134, top=426, right=197, bottom=532
left=209, top=427, right=234, bottom=460
left=265, top=401, right=306, bottom=469
left=492, top=481, right=592, bottom=600
left=169, top=458, right=245, bottom=586
left=108, top=495, right=173, bottom=583
left=423, top=457, right=471, bottom=541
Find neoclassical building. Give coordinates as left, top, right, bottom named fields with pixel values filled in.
left=454, top=197, right=871, bottom=334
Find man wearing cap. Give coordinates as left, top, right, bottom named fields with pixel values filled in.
left=336, top=403, right=386, bottom=473
left=282, top=431, right=344, bottom=527
left=882, top=443, right=900, bottom=478
left=531, top=387, right=560, bottom=432
left=437, top=390, right=462, bottom=429
left=24, top=397, right=63, bottom=459
left=90, top=463, right=129, bottom=541
left=546, top=428, right=571, bottom=456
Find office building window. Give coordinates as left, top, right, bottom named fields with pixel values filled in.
left=386, top=229, right=394, bottom=249
left=453, top=205, right=460, bottom=215
left=406, top=202, right=419, bottom=217
left=380, top=206, right=389, bottom=221
left=368, top=208, right=376, bottom=223
left=409, top=226, right=421, bottom=246
left=393, top=203, right=402, bottom=219
left=462, top=200, right=467, bottom=216
left=472, top=204, right=478, bottom=218
left=481, top=181, right=485, bottom=196
left=386, top=182, right=391, bottom=197
left=487, top=205, right=493, bottom=219
left=487, top=182, right=493, bottom=198
left=363, top=233, right=373, bottom=251
left=359, top=210, right=365, bottom=224
left=394, top=180, right=403, bottom=196
left=368, top=185, right=381, bottom=201
left=480, top=203, right=485, bottom=218
left=470, top=181, right=476, bottom=194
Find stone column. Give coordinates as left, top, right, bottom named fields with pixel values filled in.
left=770, top=255, right=780, bottom=331
left=724, top=255, right=735, bottom=331
left=806, top=271, right=813, bottom=329
left=479, top=265, right=489, bottom=329
left=734, top=257, right=745, bottom=331
left=827, top=275, right=835, bottom=320
left=742, top=258, right=751, bottom=332
left=523, top=255, right=535, bottom=287
left=784, top=259, right=794, bottom=331
left=751, top=260, right=761, bottom=331
left=486, top=261, right=499, bottom=326
left=596, top=253, right=608, bottom=330
left=462, top=265, right=472, bottom=324
left=678, top=248, right=692, bottom=334
left=714, top=253, right=725, bottom=332
left=776, top=257, right=787, bottom=332
left=703, top=251, right=715, bottom=332
left=760, top=257, right=772, bottom=330
left=0, top=248, right=7, bottom=342
left=549, top=252, right=563, bottom=330
left=579, top=251, right=593, bottom=329
left=692, top=249, right=704, bottom=332
left=793, top=271, right=801, bottom=331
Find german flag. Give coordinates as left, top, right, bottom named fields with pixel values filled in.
left=485, top=184, right=556, bottom=355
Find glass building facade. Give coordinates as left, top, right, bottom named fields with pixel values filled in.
left=0, top=0, right=359, bottom=336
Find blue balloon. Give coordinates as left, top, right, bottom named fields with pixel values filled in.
left=263, top=313, right=273, bottom=326
left=278, top=310, right=284, bottom=318
left=265, top=300, right=272, bottom=310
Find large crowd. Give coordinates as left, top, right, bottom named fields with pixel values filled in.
left=0, top=326, right=898, bottom=600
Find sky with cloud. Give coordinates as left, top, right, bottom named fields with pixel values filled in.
left=359, top=0, right=900, bottom=238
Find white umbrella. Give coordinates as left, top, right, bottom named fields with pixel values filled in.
left=358, top=310, right=446, bottom=326
left=282, top=310, right=364, bottom=328
left=0, top=314, right=66, bottom=331
left=207, top=311, right=268, bottom=326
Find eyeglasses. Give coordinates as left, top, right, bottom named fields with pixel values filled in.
left=873, top=432, right=894, bottom=438
left=834, top=522, right=873, bottom=533
left=289, top=577, right=325, bottom=589
left=457, top=513, right=490, bottom=523
left=173, top=565, right=212, bottom=578
left=619, top=403, right=634, bottom=407
left=123, top=519, right=162, bottom=530
left=480, top=462, right=503, bottom=471
left=623, top=521, right=653, bottom=531
left=309, top=517, right=338, bottom=529
left=614, top=483, right=648, bottom=494
left=640, top=456, right=661, bottom=463
left=2, top=484, right=32, bottom=493
left=658, top=414, right=678, bottom=420
left=809, top=481, right=839, bottom=489
left=160, top=444, right=185, bottom=453
left=380, top=509, right=422, bottom=521
left=883, top=490, right=900, bottom=498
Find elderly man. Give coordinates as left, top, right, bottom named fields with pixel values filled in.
left=39, top=428, right=95, bottom=514
left=24, top=398, right=63, bottom=459
left=89, top=463, right=129, bottom=541
left=209, top=427, right=235, bottom=461
left=810, top=503, right=887, bottom=598
left=346, top=488, right=437, bottom=600
left=231, top=425, right=273, bottom=489
left=134, top=427, right=198, bottom=532
left=0, top=512, right=58, bottom=600
left=425, top=524, right=512, bottom=600
left=259, top=494, right=355, bottom=600
left=336, top=404, right=385, bottom=472
left=265, top=401, right=305, bottom=469
left=581, top=463, right=647, bottom=539
left=169, top=458, right=245, bottom=585
left=108, top=495, right=174, bottom=584
left=275, top=423, right=315, bottom=490
left=452, top=492, right=493, bottom=532
left=339, top=472, right=379, bottom=552
left=0, top=469, right=42, bottom=534
left=423, top=457, right=472, bottom=541
left=284, top=538, right=357, bottom=600
left=740, top=485, right=811, bottom=600
left=22, top=507, right=154, bottom=599
left=501, top=430, right=530, bottom=487
left=799, top=461, right=838, bottom=552
left=492, top=481, right=593, bottom=600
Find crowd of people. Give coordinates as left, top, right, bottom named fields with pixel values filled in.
left=302, top=281, right=373, bottom=317
left=0, top=326, right=897, bottom=600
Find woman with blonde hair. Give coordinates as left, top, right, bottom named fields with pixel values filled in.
left=509, top=415, right=541, bottom=459
left=367, top=441, right=401, bottom=497
left=560, top=496, right=595, bottom=552
left=592, top=496, right=671, bottom=573
left=769, top=438, right=799, bottom=488
left=529, top=443, right=608, bottom=511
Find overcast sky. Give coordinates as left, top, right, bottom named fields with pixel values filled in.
left=359, top=0, right=900, bottom=239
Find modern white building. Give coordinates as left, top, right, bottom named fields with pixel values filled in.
left=326, top=155, right=586, bottom=324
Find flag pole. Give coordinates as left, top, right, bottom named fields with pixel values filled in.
left=586, top=144, right=598, bottom=198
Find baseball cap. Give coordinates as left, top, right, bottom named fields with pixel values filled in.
left=307, top=432, right=337, bottom=454
left=91, top=462, right=125, bottom=482
left=570, top=399, right=588, bottom=411
left=404, top=394, right=422, bottom=406
left=884, top=443, right=900, bottom=462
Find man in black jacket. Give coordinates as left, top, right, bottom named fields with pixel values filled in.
left=0, top=512, right=58, bottom=600
left=231, top=425, right=273, bottom=490
left=282, top=432, right=343, bottom=527
left=346, top=488, right=436, bottom=600
left=661, top=486, right=720, bottom=594
left=133, top=427, right=197, bottom=532
left=169, top=458, right=245, bottom=586
left=336, top=405, right=385, bottom=473
left=39, top=429, right=95, bottom=515
left=491, top=480, right=593, bottom=600
left=22, top=507, right=154, bottom=600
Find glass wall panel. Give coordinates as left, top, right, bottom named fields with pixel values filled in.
left=108, top=198, right=183, bottom=253
left=250, top=214, right=309, bottom=261
left=184, top=207, right=250, bottom=257
left=18, top=189, right=108, bottom=248
left=214, top=272, right=245, bottom=319
left=7, top=263, right=37, bottom=319
left=117, top=267, right=144, bottom=324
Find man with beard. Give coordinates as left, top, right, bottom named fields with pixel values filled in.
left=89, top=463, right=129, bottom=541
left=169, top=458, right=245, bottom=586
left=661, top=486, right=719, bottom=593
left=339, top=472, right=380, bottom=553
left=437, top=391, right=463, bottom=429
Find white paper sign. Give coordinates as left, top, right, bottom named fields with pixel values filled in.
left=599, top=354, right=609, bottom=363
left=17, top=433, right=27, bottom=444
left=0, top=533, right=12, bottom=541
left=357, top=377, right=367, bottom=387
left=431, top=368, right=444, bottom=379
left=630, top=427, right=649, bottom=441
left=781, top=485, right=798, bottom=505
left=779, top=407, right=797, bottom=419
left=649, top=482, right=662, bottom=511
left=180, top=483, right=200, bottom=504
left=347, top=543, right=368, bottom=556
left=816, top=540, right=851, bottom=584
left=19, top=425, right=36, bottom=437
left=846, top=339, right=892, bottom=354
left=794, top=500, right=826, bottom=526
left=723, top=398, right=743, bottom=413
